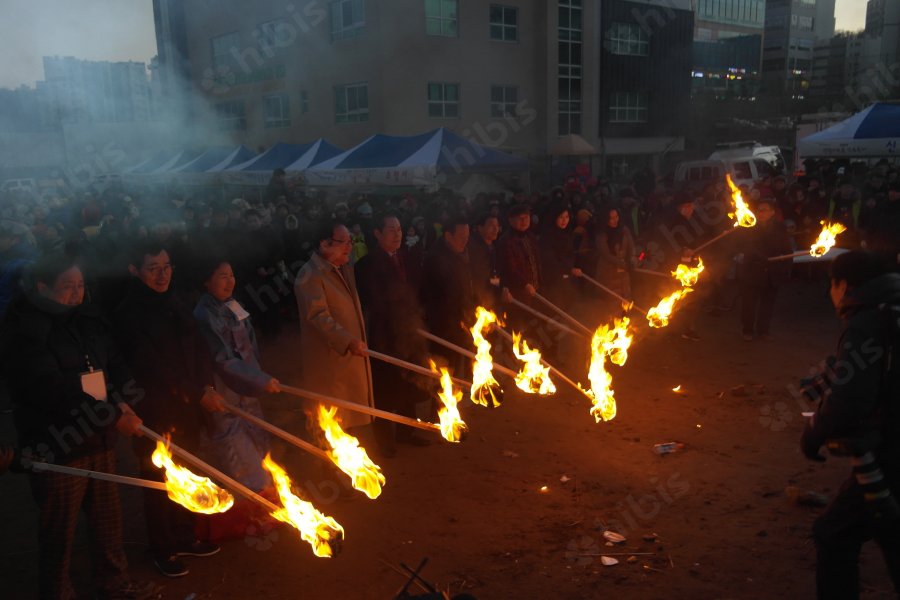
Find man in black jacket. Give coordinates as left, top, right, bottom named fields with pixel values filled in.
left=356, top=214, right=430, bottom=455
left=801, top=250, right=900, bottom=599
left=113, top=241, right=224, bottom=578
left=2, top=254, right=158, bottom=600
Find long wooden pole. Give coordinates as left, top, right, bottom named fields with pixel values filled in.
left=692, top=228, right=736, bottom=253
left=494, top=327, right=594, bottom=403
left=768, top=250, right=810, bottom=262
left=532, top=292, right=594, bottom=336
left=632, top=267, right=670, bottom=279
left=417, top=329, right=518, bottom=379
left=222, top=402, right=330, bottom=463
left=279, top=384, right=441, bottom=434
left=366, top=350, right=471, bottom=388
left=138, top=425, right=280, bottom=513
left=29, top=461, right=168, bottom=491
left=578, top=273, right=648, bottom=315
left=508, top=297, right=583, bottom=338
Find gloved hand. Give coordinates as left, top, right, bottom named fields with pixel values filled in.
left=801, top=420, right=826, bottom=462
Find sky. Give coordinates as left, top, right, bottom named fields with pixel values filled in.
left=0, top=0, right=872, bottom=90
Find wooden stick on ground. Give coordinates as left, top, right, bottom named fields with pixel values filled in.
left=279, top=384, right=441, bottom=434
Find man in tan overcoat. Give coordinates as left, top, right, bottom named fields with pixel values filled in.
left=294, top=221, right=374, bottom=430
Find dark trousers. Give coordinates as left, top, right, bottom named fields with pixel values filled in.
left=371, top=360, right=427, bottom=446
left=29, top=450, right=129, bottom=600
left=740, top=283, right=779, bottom=336
left=134, top=436, right=198, bottom=560
left=814, top=474, right=900, bottom=599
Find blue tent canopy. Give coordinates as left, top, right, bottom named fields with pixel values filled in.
left=799, top=102, right=900, bottom=158
left=175, top=145, right=256, bottom=173
left=224, top=139, right=343, bottom=185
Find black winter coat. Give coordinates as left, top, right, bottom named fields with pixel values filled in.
left=2, top=293, right=133, bottom=462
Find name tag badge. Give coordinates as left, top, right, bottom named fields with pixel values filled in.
left=225, top=299, right=251, bottom=321
left=80, top=370, right=108, bottom=402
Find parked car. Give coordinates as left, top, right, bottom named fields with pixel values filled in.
left=708, top=141, right=785, bottom=172
left=674, top=157, right=774, bottom=191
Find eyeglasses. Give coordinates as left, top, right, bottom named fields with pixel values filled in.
left=143, top=264, right=173, bottom=276
left=330, top=238, right=352, bottom=246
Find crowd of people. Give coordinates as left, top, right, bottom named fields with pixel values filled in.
left=0, top=157, right=898, bottom=599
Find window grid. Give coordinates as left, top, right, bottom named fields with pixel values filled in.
left=264, top=94, right=291, bottom=128
left=426, top=0, right=458, bottom=37
left=211, top=32, right=240, bottom=68
left=490, top=85, right=518, bottom=117
left=609, top=92, right=648, bottom=123
left=334, top=83, right=369, bottom=123
left=607, top=23, right=649, bottom=56
left=558, top=0, right=582, bottom=135
left=427, top=82, right=460, bottom=118
left=490, top=5, right=518, bottom=42
left=256, top=19, right=287, bottom=52
left=216, top=100, right=246, bottom=131
left=331, top=0, right=366, bottom=40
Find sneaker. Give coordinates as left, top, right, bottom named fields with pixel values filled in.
left=97, top=579, right=164, bottom=600
left=153, top=556, right=188, bottom=578
left=176, top=540, right=220, bottom=557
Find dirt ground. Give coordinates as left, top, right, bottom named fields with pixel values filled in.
left=1, top=273, right=896, bottom=599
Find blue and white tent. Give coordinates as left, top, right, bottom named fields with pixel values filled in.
left=173, top=145, right=257, bottom=173
left=799, top=102, right=900, bottom=158
left=224, top=140, right=342, bottom=185
left=304, top=128, right=528, bottom=186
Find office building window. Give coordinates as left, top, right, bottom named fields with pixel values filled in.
left=216, top=100, right=246, bottom=130
left=256, top=19, right=288, bottom=52
left=609, top=92, right=648, bottom=123
left=334, top=83, right=368, bottom=122
left=264, top=93, right=291, bottom=128
left=490, top=5, right=518, bottom=42
left=426, top=0, right=458, bottom=37
left=331, top=0, right=365, bottom=40
left=490, top=85, right=518, bottom=117
left=211, top=32, right=240, bottom=68
left=300, top=89, right=310, bottom=114
left=558, top=0, right=582, bottom=135
left=606, top=22, right=649, bottom=56
left=427, top=82, right=460, bottom=118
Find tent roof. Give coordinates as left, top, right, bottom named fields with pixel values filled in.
left=309, top=128, right=527, bottom=172
left=282, top=139, right=345, bottom=171
left=549, top=134, right=597, bottom=156
left=174, top=145, right=256, bottom=173
left=229, top=140, right=341, bottom=172
left=126, top=149, right=181, bottom=174
left=799, top=102, right=900, bottom=157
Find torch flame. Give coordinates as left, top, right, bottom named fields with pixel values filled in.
left=726, top=174, right=757, bottom=228
left=316, top=405, right=385, bottom=500
left=810, top=221, right=847, bottom=257
left=262, top=454, right=344, bottom=558
left=579, top=317, right=633, bottom=422
left=150, top=440, right=234, bottom=514
left=673, top=258, right=705, bottom=288
left=429, top=360, right=468, bottom=442
left=469, top=306, right=502, bottom=407
left=511, top=332, right=557, bottom=395
left=646, top=289, right=692, bottom=329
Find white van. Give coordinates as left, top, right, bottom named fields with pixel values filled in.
left=709, top=141, right=785, bottom=172
left=674, top=157, right=774, bottom=190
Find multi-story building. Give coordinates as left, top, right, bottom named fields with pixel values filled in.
left=151, top=0, right=692, bottom=175
left=761, top=0, right=836, bottom=98
left=39, top=56, right=153, bottom=125
left=809, top=0, right=900, bottom=113
left=597, top=0, right=694, bottom=175
left=691, top=0, right=766, bottom=98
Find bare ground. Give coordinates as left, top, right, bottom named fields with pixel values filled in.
left=1, top=275, right=896, bottom=599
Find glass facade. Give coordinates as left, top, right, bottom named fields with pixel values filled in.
left=696, top=0, right=765, bottom=28
left=558, top=0, right=582, bottom=135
